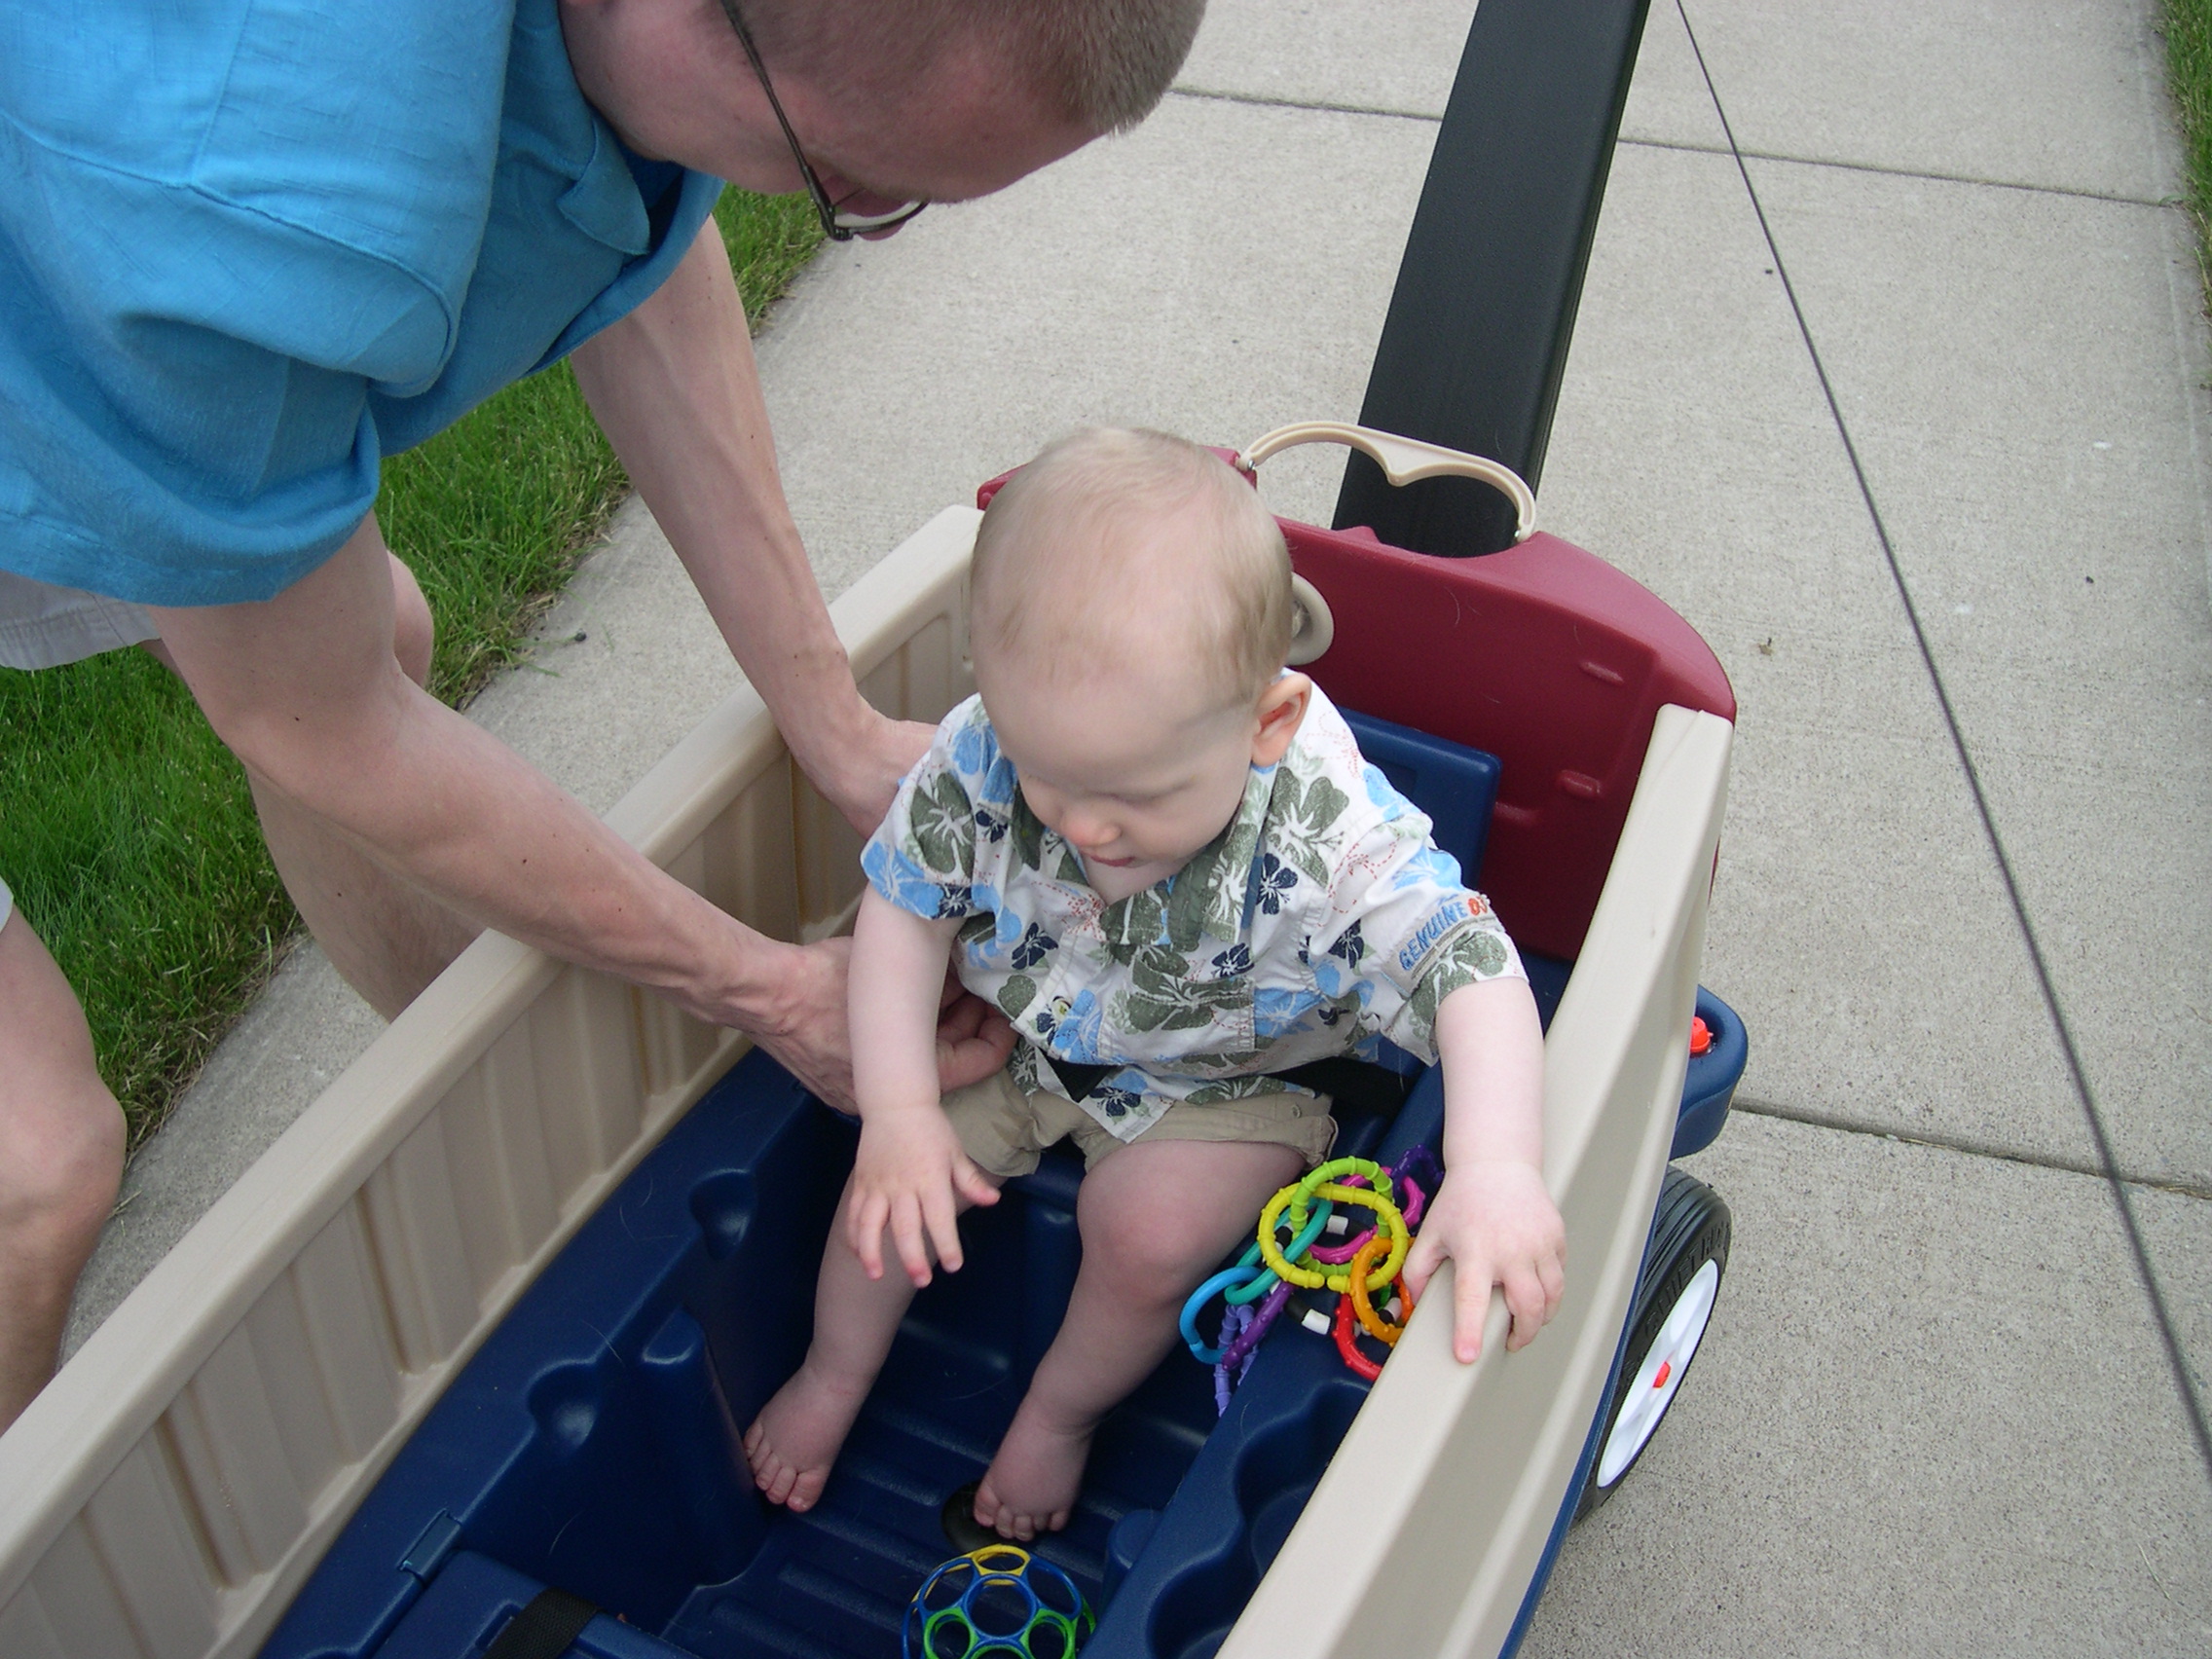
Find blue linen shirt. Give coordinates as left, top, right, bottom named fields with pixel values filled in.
left=0, top=0, right=720, bottom=606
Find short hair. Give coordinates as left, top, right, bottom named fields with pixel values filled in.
left=972, top=427, right=1293, bottom=710
left=741, top=0, right=1205, bottom=132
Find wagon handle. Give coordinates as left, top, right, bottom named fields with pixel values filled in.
left=1235, top=421, right=1536, bottom=544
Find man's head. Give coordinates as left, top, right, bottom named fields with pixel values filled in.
left=563, top=0, right=1204, bottom=223
left=736, top=0, right=1203, bottom=138
left=969, top=428, right=1311, bottom=886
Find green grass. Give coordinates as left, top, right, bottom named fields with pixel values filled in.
left=2169, top=0, right=2212, bottom=310
left=0, top=188, right=822, bottom=1149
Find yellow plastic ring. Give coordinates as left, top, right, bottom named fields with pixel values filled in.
left=1257, top=1179, right=1408, bottom=1292
left=1282, top=1158, right=1393, bottom=1236
left=1312, top=1184, right=1409, bottom=1291
left=1254, top=1185, right=1321, bottom=1287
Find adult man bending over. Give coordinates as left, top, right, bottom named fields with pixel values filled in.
left=0, top=0, right=1204, bottom=1432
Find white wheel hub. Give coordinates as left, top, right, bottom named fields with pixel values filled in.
left=1595, top=1258, right=1718, bottom=1489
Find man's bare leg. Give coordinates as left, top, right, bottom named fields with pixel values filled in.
left=0, top=908, right=126, bottom=1434
left=745, top=1173, right=998, bottom=1513
left=973, top=1138, right=1305, bottom=1540
left=148, top=522, right=478, bottom=1018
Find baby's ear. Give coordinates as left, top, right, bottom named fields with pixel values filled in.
left=1251, top=673, right=1313, bottom=765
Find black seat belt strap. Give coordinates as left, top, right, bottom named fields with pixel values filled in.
left=483, top=1587, right=600, bottom=1659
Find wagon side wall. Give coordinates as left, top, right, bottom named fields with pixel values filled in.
left=0, top=510, right=983, bottom=1659
left=1215, top=705, right=1733, bottom=1659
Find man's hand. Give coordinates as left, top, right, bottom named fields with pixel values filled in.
left=844, top=1105, right=1000, bottom=1286
left=750, top=938, right=1014, bottom=1112
left=814, top=710, right=936, bottom=839
left=1401, top=1159, right=1566, bottom=1363
left=935, top=972, right=1018, bottom=1090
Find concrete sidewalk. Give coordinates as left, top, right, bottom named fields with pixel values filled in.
left=66, top=0, right=2212, bottom=1649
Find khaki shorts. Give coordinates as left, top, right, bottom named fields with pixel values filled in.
left=0, top=569, right=158, bottom=671
left=942, top=1068, right=1339, bottom=1180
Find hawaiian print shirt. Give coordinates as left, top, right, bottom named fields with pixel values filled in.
left=862, top=685, right=1527, bottom=1141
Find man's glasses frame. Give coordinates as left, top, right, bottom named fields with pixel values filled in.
left=717, top=0, right=928, bottom=240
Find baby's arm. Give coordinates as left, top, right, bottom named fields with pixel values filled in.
left=847, top=889, right=1000, bottom=1287
left=1401, top=976, right=1565, bottom=1363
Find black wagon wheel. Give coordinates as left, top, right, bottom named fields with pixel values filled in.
left=1575, top=1166, right=1731, bottom=1518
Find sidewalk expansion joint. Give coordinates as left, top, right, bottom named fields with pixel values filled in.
left=1166, top=87, right=2181, bottom=216
left=1728, top=1096, right=2212, bottom=1203
left=1167, top=84, right=1447, bottom=127
left=1678, top=0, right=2212, bottom=1484
left=1617, top=135, right=2180, bottom=213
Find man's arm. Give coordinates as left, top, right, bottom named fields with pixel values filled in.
left=152, top=518, right=854, bottom=1105
left=569, top=219, right=928, bottom=835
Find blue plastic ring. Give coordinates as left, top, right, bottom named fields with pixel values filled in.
left=1180, top=1266, right=1263, bottom=1362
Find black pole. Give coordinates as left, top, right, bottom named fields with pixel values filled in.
left=1333, top=0, right=1652, bottom=555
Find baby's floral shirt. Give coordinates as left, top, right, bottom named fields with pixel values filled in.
left=862, top=685, right=1526, bottom=1141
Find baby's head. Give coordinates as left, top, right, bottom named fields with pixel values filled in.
left=970, top=427, right=1311, bottom=884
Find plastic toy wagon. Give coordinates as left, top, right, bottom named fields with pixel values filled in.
left=0, top=412, right=1742, bottom=1659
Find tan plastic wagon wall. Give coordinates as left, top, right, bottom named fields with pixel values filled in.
left=0, top=507, right=986, bottom=1659
left=1220, top=704, right=1734, bottom=1659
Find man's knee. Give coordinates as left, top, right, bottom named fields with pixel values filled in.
left=387, top=553, right=436, bottom=689
left=0, top=1065, right=124, bottom=1250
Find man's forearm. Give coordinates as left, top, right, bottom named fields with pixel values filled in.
left=570, top=222, right=871, bottom=787
left=151, top=521, right=798, bottom=1033
left=290, top=683, right=782, bottom=1019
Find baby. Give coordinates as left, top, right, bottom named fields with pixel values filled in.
left=744, top=427, right=1565, bottom=1541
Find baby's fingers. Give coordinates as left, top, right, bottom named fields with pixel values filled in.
left=922, top=1181, right=965, bottom=1275
left=1400, top=1229, right=1444, bottom=1304
left=1452, top=1254, right=1496, bottom=1365
left=1501, top=1257, right=1561, bottom=1350
left=848, top=1191, right=891, bottom=1281
left=889, top=1194, right=935, bottom=1288
left=951, top=1155, right=1001, bottom=1210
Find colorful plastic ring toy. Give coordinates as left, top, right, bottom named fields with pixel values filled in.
left=1180, top=1266, right=1263, bottom=1363
left=1223, top=1196, right=1336, bottom=1305
left=1331, top=1284, right=1382, bottom=1381
left=1397, top=1174, right=1428, bottom=1233
left=1220, top=1279, right=1291, bottom=1376
left=1284, top=1158, right=1394, bottom=1233
left=1314, top=1183, right=1410, bottom=1288
left=1259, top=1179, right=1408, bottom=1291
left=1347, top=1234, right=1412, bottom=1346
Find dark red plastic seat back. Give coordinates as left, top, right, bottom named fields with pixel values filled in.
left=976, top=470, right=1734, bottom=962
left=1279, top=520, right=1731, bottom=961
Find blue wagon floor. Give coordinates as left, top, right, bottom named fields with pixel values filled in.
left=67, top=0, right=2212, bottom=1650
left=266, top=1050, right=1450, bottom=1659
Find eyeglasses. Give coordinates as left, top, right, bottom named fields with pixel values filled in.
left=718, top=0, right=929, bottom=240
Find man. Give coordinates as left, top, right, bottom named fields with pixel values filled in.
left=0, top=0, right=1205, bottom=1431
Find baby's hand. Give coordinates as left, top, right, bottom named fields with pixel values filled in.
left=845, top=1106, right=999, bottom=1287
left=1400, top=1160, right=1566, bottom=1363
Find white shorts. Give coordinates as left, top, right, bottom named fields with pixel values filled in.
left=0, top=569, right=159, bottom=670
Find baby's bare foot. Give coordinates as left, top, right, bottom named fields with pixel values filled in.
left=972, top=1408, right=1091, bottom=1541
left=743, top=1363, right=868, bottom=1514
